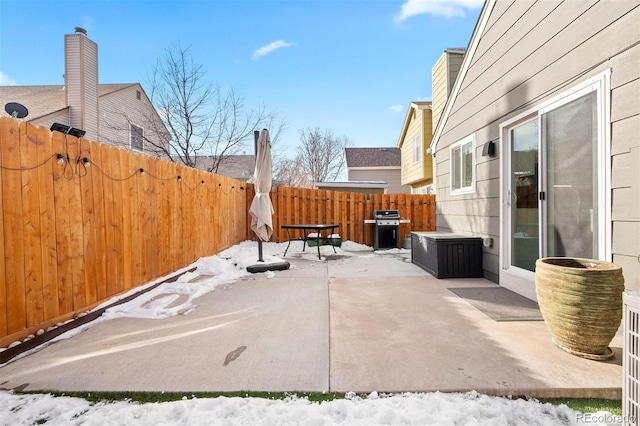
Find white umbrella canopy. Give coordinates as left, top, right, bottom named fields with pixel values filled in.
left=249, top=129, right=274, bottom=242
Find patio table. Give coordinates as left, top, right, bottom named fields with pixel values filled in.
left=281, top=224, right=339, bottom=259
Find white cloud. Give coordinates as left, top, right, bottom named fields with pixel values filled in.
left=388, top=104, right=404, bottom=113
left=0, top=71, right=16, bottom=86
left=252, top=40, right=293, bottom=60
left=395, top=0, right=484, bottom=22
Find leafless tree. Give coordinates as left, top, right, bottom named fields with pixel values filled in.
left=293, top=127, right=351, bottom=185
left=139, top=44, right=285, bottom=172
left=274, top=157, right=312, bottom=188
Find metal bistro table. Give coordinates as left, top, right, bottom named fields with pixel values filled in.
left=281, top=224, right=339, bottom=259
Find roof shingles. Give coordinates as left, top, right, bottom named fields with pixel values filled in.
left=345, top=147, right=401, bottom=168
left=0, top=84, right=138, bottom=121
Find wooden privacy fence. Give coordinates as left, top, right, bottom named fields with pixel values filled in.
left=0, top=118, right=248, bottom=345
left=246, top=185, right=436, bottom=247
left=0, top=117, right=437, bottom=346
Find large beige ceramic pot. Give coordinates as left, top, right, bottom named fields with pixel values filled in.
left=535, top=257, right=624, bottom=360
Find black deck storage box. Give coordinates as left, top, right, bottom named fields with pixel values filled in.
left=411, top=232, right=483, bottom=278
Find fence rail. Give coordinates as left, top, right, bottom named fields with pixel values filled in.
left=1, top=118, right=435, bottom=346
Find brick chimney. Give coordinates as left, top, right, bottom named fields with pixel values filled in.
left=64, top=27, right=99, bottom=141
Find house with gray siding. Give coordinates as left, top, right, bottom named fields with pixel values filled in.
left=430, top=0, right=639, bottom=300
left=173, top=155, right=256, bottom=181
left=345, top=147, right=411, bottom=194
left=0, top=27, right=168, bottom=156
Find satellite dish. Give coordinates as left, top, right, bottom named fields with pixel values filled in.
left=4, top=102, right=29, bottom=119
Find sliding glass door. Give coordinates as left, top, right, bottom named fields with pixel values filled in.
left=510, top=120, right=539, bottom=272
left=542, top=91, right=599, bottom=259
left=504, top=90, right=602, bottom=282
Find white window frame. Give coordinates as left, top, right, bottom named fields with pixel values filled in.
left=130, top=123, right=144, bottom=152
left=450, top=134, right=476, bottom=195
left=413, top=134, right=421, bottom=164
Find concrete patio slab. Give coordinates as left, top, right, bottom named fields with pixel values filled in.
left=0, top=276, right=329, bottom=393
left=329, top=275, right=622, bottom=398
left=0, top=249, right=623, bottom=399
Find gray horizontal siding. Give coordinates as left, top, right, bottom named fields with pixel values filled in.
left=442, top=0, right=638, bottom=144
left=434, top=0, right=640, bottom=287
left=349, top=169, right=411, bottom=194
left=612, top=114, right=640, bottom=156
left=614, top=254, right=639, bottom=290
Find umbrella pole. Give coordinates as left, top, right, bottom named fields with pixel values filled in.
left=254, top=129, right=265, bottom=263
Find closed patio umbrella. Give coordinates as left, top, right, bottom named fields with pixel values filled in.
left=247, top=129, right=289, bottom=273
left=249, top=129, right=274, bottom=247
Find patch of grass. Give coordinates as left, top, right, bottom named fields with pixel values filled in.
left=22, top=390, right=344, bottom=404
left=20, top=390, right=622, bottom=416
left=537, top=398, right=622, bottom=416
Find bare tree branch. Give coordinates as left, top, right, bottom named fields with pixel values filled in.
left=294, top=127, right=351, bottom=185
left=140, top=44, right=285, bottom=173
left=273, top=157, right=312, bottom=188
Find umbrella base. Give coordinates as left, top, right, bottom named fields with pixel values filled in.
left=247, top=260, right=290, bottom=273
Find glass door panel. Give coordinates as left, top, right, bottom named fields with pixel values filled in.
left=542, top=91, right=598, bottom=258
left=510, top=120, right=539, bottom=271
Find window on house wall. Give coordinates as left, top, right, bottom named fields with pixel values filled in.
left=136, top=90, right=141, bottom=100
left=413, top=134, right=421, bottom=164
left=130, top=123, right=144, bottom=152
left=450, top=134, right=475, bottom=194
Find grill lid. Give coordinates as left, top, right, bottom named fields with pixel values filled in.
left=374, top=209, right=400, bottom=219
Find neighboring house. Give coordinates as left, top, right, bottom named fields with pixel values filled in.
left=431, top=48, right=465, bottom=134
left=179, top=155, right=256, bottom=182
left=345, top=147, right=410, bottom=194
left=313, top=181, right=389, bottom=196
left=430, top=0, right=640, bottom=300
left=397, top=102, right=434, bottom=194
left=0, top=27, right=168, bottom=155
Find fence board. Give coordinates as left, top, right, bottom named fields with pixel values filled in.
left=158, top=161, right=171, bottom=276
left=64, top=135, right=85, bottom=311
left=22, top=123, right=44, bottom=327
left=1, top=119, right=26, bottom=334
left=52, top=132, right=73, bottom=316
left=17, top=125, right=57, bottom=333
left=119, top=148, right=134, bottom=292
left=82, top=142, right=107, bottom=304
left=0, top=120, right=6, bottom=337
left=143, top=154, right=154, bottom=273
left=172, top=163, right=184, bottom=270
left=87, top=140, right=107, bottom=303
left=111, top=147, right=125, bottom=294
left=99, top=143, right=117, bottom=299
left=79, top=140, right=97, bottom=307
left=35, top=126, right=56, bottom=319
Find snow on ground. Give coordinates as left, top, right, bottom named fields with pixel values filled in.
left=0, top=389, right=621, bottom=425
left=0, top=240, right=623, bottom=425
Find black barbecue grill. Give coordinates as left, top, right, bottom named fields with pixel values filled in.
left=373, top=209, right=400, bottom=249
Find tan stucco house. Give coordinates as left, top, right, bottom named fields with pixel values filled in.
left=430, top=0, right=640, bottom=300
left=397, top=102, right=434, bottom=194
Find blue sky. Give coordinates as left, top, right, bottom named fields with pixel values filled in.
left=0, top=0, right=482, bottom=153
